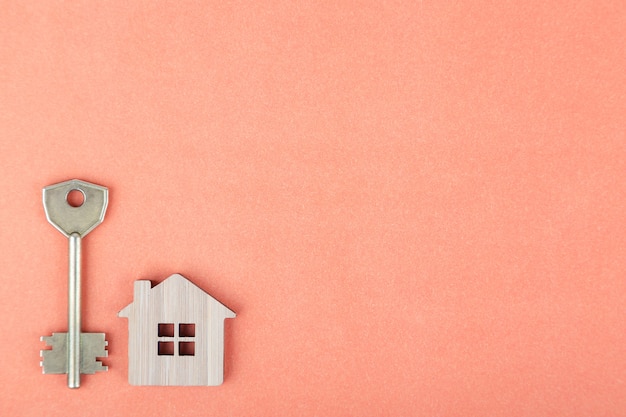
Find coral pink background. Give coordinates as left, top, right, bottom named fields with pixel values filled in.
left=1, top=1, right=625, bottom=416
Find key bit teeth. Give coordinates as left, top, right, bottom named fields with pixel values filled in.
left=79, top=333, right=108, bottom=374
left=40, top=332, right=109, bottom=375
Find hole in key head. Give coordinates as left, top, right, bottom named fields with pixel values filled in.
left=66, top=189, right=85, bottom=207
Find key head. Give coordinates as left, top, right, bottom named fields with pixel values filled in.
left=43, top=179, right=108, bottom=238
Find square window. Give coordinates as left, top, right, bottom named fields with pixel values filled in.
left=158, top=323, right=174, bottom=337
left=179, top=342, right=195, bottom=356
left=179, top=323, right=195, bottom=337
left=158, top=341, right=174, bottom=355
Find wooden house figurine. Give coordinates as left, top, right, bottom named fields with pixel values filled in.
left=118, top=273, right=236, bottom=386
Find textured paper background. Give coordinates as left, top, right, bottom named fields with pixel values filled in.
left=1, top=1, right=625, bottom=416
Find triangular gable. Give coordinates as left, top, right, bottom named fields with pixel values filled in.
left=117, top=273, right=236, bottom=318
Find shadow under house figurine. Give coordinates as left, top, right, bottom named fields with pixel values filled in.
left=118, top=273, right=236, bottom=386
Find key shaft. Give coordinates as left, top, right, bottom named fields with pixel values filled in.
left=68, top=232, right=81, bottom=388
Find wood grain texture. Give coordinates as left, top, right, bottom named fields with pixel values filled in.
left=118, top=274, right=236, bottom=386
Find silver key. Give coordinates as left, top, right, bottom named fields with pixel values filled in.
left=40, top=179, right=109, bottom=388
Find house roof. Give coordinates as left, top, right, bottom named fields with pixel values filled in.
left=118, top=273, right=236, bottom=318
